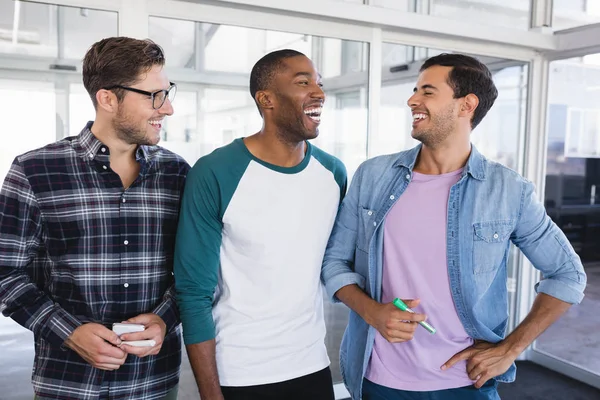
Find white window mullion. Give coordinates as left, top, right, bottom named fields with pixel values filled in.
left=366, top=27, right=382, bottom=159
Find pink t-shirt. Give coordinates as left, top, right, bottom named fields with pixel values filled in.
left=365, top=169, right=475, bottom=391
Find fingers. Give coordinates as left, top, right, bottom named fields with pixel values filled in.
left=119, top=331, right=148, bottom=342
left=92, top=325, right=122, bottom=346
left=387, top=305, right=426, bottom=323
left=382, top=321, right=418, bottom=343
left=99, top=342, right=127, bottom=359
left=120, top=344, right=151, bottom=357
left=474, top=374, right=492, bottom=389
left=401, top=312, right=427, bottom=323
left=125, top=314, right=151, bottom=325
left=402, top=299, right=421, bottom=308
left=120, top=324, right=162, bottom=344
left=120, top=343, right=162, bottom=358
left=441, top=348, right=473, bottom=370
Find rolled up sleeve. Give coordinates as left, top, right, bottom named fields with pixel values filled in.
left=511, top=179, right=586, bottom=304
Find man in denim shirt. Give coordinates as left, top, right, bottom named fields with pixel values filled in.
left=321, top=53, right=586, bottom=400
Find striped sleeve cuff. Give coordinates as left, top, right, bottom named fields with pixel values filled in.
left=38, top=305, right=82, bottom=349
left=153, top=287, right=180, bottom=333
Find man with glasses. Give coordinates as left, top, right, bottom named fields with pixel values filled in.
left=0, top=37, right=188, bottom=400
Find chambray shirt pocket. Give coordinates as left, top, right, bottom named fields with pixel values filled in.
left=472, top=220, right=514, bottom=274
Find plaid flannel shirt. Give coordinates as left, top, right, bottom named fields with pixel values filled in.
left=0, top=122, right=190, bottom=399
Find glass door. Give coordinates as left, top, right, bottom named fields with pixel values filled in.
left=530, top=52, right=600, bottom=389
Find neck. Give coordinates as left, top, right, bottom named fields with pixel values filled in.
left=90, top=118, right=138, bottom=161
left=414, top=134, right=471, bottom=175
left=244, top=125, right=306, bottom=168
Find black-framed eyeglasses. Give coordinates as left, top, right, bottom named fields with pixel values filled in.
left=103, top=82, right=177, bottom=110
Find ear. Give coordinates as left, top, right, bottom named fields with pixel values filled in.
left=459, top=93, right=479, bottom=118
left=256, top=91, right=274, bottom=112
left=96, top=89, right=119, bottom=114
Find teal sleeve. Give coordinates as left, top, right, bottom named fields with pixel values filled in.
left=311, top=145, right=348, bottom=203
left=173, top=158, right=223, bottom=345
left=336, top=161, right=348, bottom=202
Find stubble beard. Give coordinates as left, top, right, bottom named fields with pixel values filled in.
left=273, top=94, right=317, bottom=145
left=412, top=104, right=455, bottom=148
left=113, top=107, right=154, bottom=146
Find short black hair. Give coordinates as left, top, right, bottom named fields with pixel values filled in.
left=420, top=53, right=498, bottom=129
left=249, top=49, right=306, bottom=110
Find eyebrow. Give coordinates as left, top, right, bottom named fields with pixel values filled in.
left=294, top=72, right=323, bottom=80
left=413, top=84, right=438, bottom=93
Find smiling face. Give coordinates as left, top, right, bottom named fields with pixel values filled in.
left=406, top=65, right=461, bottom=148
left=268, top=55, right=325, bottom=143
left=112, top=64, right=174, bottom=146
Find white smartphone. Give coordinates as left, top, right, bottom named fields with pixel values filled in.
left=121, top=340, right=156, bottom=347
left=112, top=323, right=145, bottom=336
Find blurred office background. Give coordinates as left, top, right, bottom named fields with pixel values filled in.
left=1, top=0, right=600, bottom=398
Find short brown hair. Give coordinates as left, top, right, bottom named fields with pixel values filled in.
left=82, top=37, right=165, bottom=109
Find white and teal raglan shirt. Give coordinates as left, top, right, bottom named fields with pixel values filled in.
left=174, top=138, right=347, bottom=386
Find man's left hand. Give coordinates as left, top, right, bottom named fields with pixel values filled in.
left=118, top=313, right=167, bottom=358
left=441, top=340, right=518, bottom=388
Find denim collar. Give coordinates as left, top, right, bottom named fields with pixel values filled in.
left=393, top=143, right=486, bottom=181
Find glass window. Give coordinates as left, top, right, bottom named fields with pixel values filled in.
left=0, top=78, right=56, bottom=182
left=61, top=6, right=117, bottom=59
left=371, top=0, right=530, bottom=29
left=149, top=17, right=196, bottom=69
left=369, top=0, right=413, bottom=11
left=0, top=0, right=57, bottom=57
left=69, top=83, right=96, bottom=137
left=536, top=55, right=600, bottom=377
left=552, top=0, right=600, bottom=30
left=0, top=1, right=117, bottom=59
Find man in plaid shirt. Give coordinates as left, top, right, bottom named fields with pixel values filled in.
left=0, top=37, right=189, bottom=399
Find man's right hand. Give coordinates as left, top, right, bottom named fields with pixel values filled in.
left=368, top=299, right=427, bottom=343
left=65, top=323, right=128, bottom=370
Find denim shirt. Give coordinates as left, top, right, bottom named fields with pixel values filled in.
left=321, top=144, right=586, bottom=400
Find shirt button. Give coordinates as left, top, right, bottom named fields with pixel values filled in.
left=124, top=283, right=129, bottom=288
left=122, top=198, right=126, bottom=203
left=373, top=222, right=377, bottom=226
left=89, top=154, right=94, bottom=159
left=102, top=165, right=108, bottom=170
left=124, top=240, right=129, bottom=245
left=405, top=174, right=410, bottom=180
left=367, top=211, right=373, bottom=216
left=390, top=195, right=395, bottom=200
left=493, top=233, right=499, bottom=239
left=101, top=147, right=106, bottom=153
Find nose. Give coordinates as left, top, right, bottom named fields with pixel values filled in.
left=158, top=98, right=174, bottom=116
left=312, top=83, right=326, bottom=102
left=407, top=92, right=419, bottom=109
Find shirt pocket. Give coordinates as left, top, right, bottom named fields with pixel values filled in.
left=472, top=220, right=514, bottom=274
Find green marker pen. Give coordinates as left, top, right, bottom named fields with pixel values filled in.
left=393, top=298, right=437, bottom=334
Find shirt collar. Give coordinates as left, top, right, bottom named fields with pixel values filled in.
left=393, top=143, right=486, bottom=181
left=78, top=121, right=150, bottom=162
